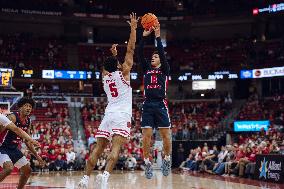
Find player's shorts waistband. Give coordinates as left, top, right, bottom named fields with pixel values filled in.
left=104, top=112, right=132, bottom=117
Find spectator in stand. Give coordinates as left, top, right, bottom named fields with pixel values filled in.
left=96, top=157, right=106, bottom=171
left=200, top=145, right=219, bottom=173
left=45, top=108, right=53, bottom=117
left=228, top=145, right=245, bottom=176
left=231, top=146, right=256, bottom=177
left=116, top=152, right=127, bottom=170
left=48, top=149, right=58, bottom=171
left=88, top=134, right=96, bottom=147
left=179, top=151, right=195, bottom=170
left=74, top=150, right=87, bottom=171
left=177, top=143, right=185, bottom=166
left=211, top=145, right=229, bottom=175
left=66, top=148, right=76, bottom=171
left=53, top=155, right=67, bottom=171
left=126, top=154, right=137, bottom=171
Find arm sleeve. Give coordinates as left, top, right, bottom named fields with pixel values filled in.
left=156, top=37, right=170, bottom=75
left=0, top=114, right=12, bottom=127
left=138, top=37, right=151, bottom=72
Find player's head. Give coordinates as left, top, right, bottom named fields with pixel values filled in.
left=151, top=51, right=161, bottom=68
left=17, top=97, right=35, bottom=116
left=103, top=56, right=121, bottom=73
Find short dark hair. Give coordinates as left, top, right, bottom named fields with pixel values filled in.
left=152, top=51, right=159, bottom=56
left=103, top=56, right=119, bottom=73
left=17, top=97, right=35, bottom=108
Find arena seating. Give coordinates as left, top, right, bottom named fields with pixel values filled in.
left=2, top=0, right=280, bottom=17
left=237, top=94, right=284, bottom=122
left=0, top=34, right=67, bottom=70
left=1, top=33, right=283, bottom=74
left=76, top=38, right=284, bottom=73
left=26, top=100, right=74, bottom=171
left=178, top=95, right=283, bottom=178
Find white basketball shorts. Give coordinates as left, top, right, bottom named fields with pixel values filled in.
left=95, top=112, right=131, bottom=140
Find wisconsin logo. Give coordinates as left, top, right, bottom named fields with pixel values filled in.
left=259, top=158, right=268, bottom=179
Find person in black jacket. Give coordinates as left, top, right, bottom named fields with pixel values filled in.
left=138, top=23, right=171, bottom=179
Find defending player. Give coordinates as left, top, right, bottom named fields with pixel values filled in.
left=78, top=12, right=138, bottom=189
left=0, top=97, right=44, bottom=189
left=138, top=23, right=171, bottom=179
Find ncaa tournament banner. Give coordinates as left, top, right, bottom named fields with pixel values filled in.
left=254, top=154, right=284, bottom=183
left=234, top=120, right=270, bottom=132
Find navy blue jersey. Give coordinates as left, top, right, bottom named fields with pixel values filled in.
left=143, top=69, right=168, bottom=101
left=139, top=37, right=170, bottom=101
left=0, top=112, right=30, bottom=149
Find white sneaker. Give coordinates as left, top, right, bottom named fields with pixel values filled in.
left=96, top=173, right=109, bottom=189
left=96, top=174, right=103, bottom=185
left=77, top=175, right=89, bottom=189
left=101, top=175, right=109, bottom=189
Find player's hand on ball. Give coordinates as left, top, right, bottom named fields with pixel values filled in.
left=110, top=44, right=118, bottom=56
left=127, top=12, right=139, bottom=30
left=153, top=22, right=160, bottom=38
left=143, top=29, right=153, bottom=37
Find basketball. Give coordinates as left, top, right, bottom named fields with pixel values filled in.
left=141, top=13, right=159, bottom=30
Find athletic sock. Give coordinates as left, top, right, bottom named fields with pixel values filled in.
left=164, top=155, right=171, bottom=162
left=144, top=158, right=151, bottom=164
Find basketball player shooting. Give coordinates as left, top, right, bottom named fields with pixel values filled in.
left=0, top=97, right=44, bottom=189
left=138, top=23, right=171, bottom=179
left=78, top=12, right=138, bottom=189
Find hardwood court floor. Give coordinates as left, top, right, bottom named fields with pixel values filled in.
left=0, top=170, right=283, bottom=189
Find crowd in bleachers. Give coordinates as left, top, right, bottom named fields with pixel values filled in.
left=78, top=38, right=284, bottom=74
left=179, top=128, right=283, bottom=178
left=1, top=33, right=283, bottom=75
left=179, top=94, right=284, bottom=179
left=2, top=0, right=281, bottom=17
left=79, top=96, right=232, bottom=171
left=19, top=100, right=84, bottom=172
left=0, top=33, right=66, bottom=70
left=171, top=99, right=231, bottom=140
left=237, top=93, right=284, bottom=124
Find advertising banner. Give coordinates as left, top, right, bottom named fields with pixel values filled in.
left=234, top=120, right=270, bottom=132
left=254, top=154, right=284, bottom=183
left=253, top=66, right=284, bottom=78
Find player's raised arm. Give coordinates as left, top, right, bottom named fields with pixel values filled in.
left=138, top=29, right=152, bottom=72
left=122, top=12, right=139, bottom=77
left=154, top=23, right=170, bottom=75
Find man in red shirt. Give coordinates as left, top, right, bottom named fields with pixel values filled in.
left=238, top=147, right=256, bottom=177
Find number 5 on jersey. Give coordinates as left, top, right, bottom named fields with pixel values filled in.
left=109, top=82, right=118, bottom=97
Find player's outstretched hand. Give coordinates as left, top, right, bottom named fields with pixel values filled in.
left=127, top=12, right=139, bottom=30
left=110, top=44, right=118, bottom=56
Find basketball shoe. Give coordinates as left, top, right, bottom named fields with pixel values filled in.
left=77, top=175, right=89, bottom=189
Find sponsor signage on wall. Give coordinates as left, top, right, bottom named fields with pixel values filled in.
left=234, top=120, right=270, bottom=132
left=253, top=66, right=284, bottom=78
left=255, top=155, right=284, bottom=183
left=253, top=3, right=284, bottom=15
left=240, top=66, right=284, bottom=79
